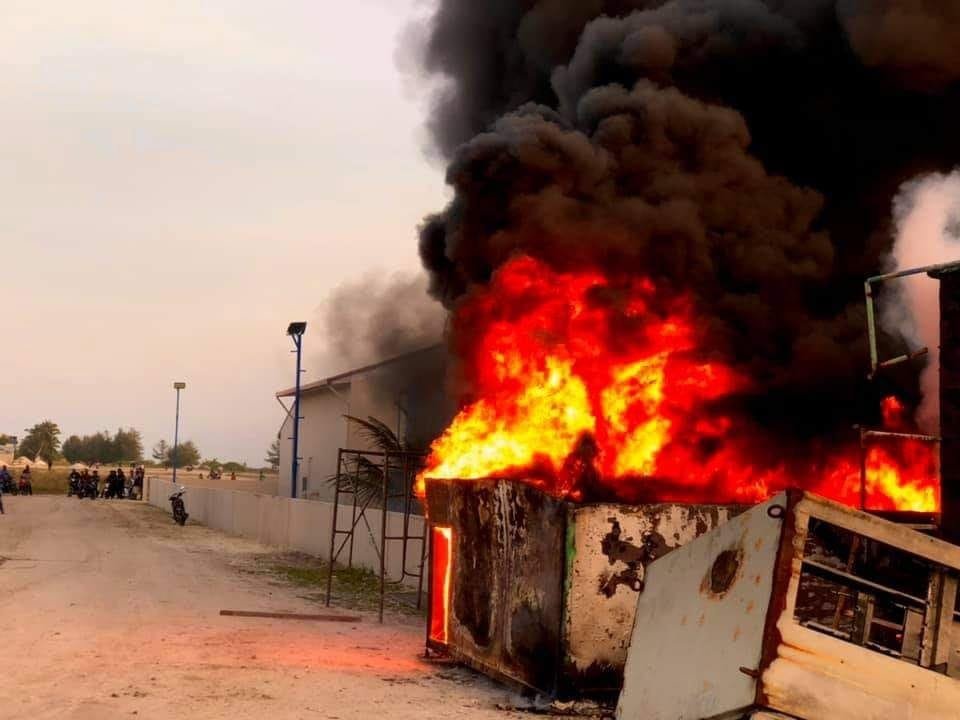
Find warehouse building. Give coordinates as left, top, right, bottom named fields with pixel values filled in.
left=275, top=344, right=450, bottom=500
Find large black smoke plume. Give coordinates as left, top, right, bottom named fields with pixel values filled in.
left=411, top=0, right=960, bottom=440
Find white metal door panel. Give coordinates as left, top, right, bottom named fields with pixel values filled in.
left=617, top=493, right=786, bottom=720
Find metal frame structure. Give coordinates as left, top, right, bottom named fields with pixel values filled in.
left=864, top=260, right=960, bottom=378
left=861, top=264, right=950, bottom=518
left=324, top=448, right=427, bottom=622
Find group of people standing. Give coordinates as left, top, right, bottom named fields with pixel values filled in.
left=69, top=465, right=144, bottom=500
left=0, top=464, right=34, bottom=514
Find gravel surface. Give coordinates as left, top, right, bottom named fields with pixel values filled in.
left=0, top=496, right=526, bottom=719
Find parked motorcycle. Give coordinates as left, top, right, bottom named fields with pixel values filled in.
left=170, top=486, right=188, bottom=526
left=79, top=477, right=98, bottom=499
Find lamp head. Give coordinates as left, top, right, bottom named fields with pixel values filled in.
left=287, top=321, right=307, bottom=337
left=173, top=382, right=186, bottom=390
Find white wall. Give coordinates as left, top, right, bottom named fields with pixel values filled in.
left=278, top=382, right=351, bottom=500
left=345, top=371, right=403, bottom=448
left=146, top=477, right=426, bottom=589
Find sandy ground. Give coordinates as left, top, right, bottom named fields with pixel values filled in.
left=0, top=496, right=527, bottom=720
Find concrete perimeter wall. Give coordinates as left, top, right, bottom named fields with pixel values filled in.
left=145, top=477, right=426, bottom=588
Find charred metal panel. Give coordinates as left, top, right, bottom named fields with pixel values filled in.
left=617, top=494, right=786, bottom=720
left=939, top=268, right=960, bottom=545
left=617, top=491, right=960, bottom=720
left=562, top=503, right=740, bottom=698
left=425, top=478, right=566, bottom=693
left=425, top=478, right=738, bottom=698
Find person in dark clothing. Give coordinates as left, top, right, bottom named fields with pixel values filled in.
left=0, top=465, right=12, bottom=495
left=133, top=465, right=144, bottom=500
left=18, top=466, right=32, bottom=495
left=105, top=470, right=118, bottom=498
left=116, top=468, right=126, bottom=498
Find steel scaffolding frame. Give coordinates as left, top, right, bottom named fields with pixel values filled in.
left=324, top=448, right=427, bottom=622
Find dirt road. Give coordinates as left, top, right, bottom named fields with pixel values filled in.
left=0, top=496, right=524, bottom=720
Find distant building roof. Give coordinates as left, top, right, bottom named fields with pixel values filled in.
left=275, top=344, right=443, bottom=398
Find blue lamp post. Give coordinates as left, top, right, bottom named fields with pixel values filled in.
left=287, top=322, right=306, bottom=498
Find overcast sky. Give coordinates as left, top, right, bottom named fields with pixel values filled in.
left=1, top=0, right=446, bottom=463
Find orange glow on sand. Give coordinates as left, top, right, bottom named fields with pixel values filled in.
left=419, top=255, right=938, bottom=512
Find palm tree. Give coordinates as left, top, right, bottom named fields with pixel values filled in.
left=326, top=415, right=422, bottom=505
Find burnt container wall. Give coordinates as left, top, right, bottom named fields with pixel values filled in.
left=560, top=503, right=741, bottom=699
left=941, top=271, right=960, bottom=545
left=425, top=479, right=567, bottom=694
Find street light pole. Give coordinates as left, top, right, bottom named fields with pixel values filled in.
left=172, top=382, right=186, bottom=485
left=287, top=322, right=307, bottom=499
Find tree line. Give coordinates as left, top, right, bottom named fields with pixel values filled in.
left=62, top=428, right=143, bottom=464
left=4, top=420, right=278, bottom=472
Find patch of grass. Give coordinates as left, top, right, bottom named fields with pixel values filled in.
left=266, top=553, right=423, bottom=616
left=274, top=565, right=329, bottom=587
left=9, top=468, right=70, bottom=494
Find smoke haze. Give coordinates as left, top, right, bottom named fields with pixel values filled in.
left=315, top=273, right=446, bottom=375
left=885, top=172, right=960, bottom=431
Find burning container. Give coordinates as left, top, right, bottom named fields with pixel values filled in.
left=617, top=490, right=960, bottom=720
left=423, top=477, right=741, bottom=699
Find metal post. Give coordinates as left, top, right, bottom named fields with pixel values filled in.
left=380, top=452, right=390, bottom=623
left=858, top=426, right=867, bottom=511
left=325, top=448, right=343, bottom=607
left=291, top=333, right=303, bottom=499
left=172, top=383, right=185, bottom=485
left=934, top=267, right=960, bottom=544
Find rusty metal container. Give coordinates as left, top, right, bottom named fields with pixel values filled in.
left=617, top=490, right=960, bottom=720
left=423, top=478, right=740, bottom=699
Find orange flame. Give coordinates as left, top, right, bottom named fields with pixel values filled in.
left=420, top=255, right=938, bottom=512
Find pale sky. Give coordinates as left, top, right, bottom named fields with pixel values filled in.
left=1, top=0, right=446, bottom=464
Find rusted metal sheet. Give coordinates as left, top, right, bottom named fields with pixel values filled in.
left=617, top=491, right=960, bottom=720
left=617, top=494, right=787, bottom=720
left=561, top=503, right=739, bottom=698
left=424, top=478, right=738, bottom=698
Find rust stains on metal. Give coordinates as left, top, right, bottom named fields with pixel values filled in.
left=598, top=518, right=663, bottom=597
left=563, top=502, right=741, bottom=698
left=755, top=492, right=799, bottom=710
